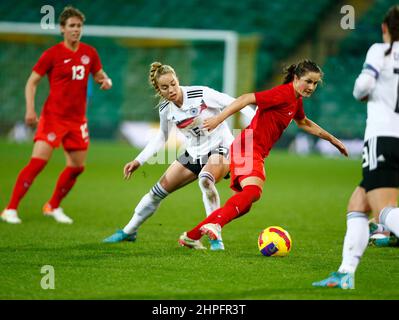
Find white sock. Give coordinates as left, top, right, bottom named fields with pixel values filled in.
left=380, top=207, right=399, bottom=237
left=198, top=171, right=220, bottom=216
left=338, top=212, right=369, bottom=274
left=123, top=183, right=168, bottom=234
left=198, top=171, right=223, bottom=242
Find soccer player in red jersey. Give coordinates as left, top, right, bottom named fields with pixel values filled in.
left=1, top=6, right=112, bottom=224
left=178, top=60, right=349, bottom=249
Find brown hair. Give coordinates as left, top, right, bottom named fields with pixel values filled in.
left=283, top=59, right=323, bottom=84
left=149, top=62, right=177, bottom=96
left=59, top=6, right=85, bottom=26
left=383, top=5, right=399, bottom=56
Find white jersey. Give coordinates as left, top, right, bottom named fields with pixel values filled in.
left=353, top=42, right=399, bottom=141
left=134, top=85, right=255, bottom=165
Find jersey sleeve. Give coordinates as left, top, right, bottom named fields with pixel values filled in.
left=254, top=86, right=288, bottom=110
left=361, top=43, right=385, bottom=79
left=203, top=87, right=235, bottom=109
left=353, top=43, right=384, bottom=99
left=90, top=47, right=103, bottom=75
left=134, top=107, right=170, bottom=165
left=32, top=49, right=53, bottom=76
left=353, top=72, right=377, bottom=100
left=294, top=99, right=305, bottom=120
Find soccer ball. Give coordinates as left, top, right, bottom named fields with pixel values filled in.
left=258, top=226, right=292, bottom=257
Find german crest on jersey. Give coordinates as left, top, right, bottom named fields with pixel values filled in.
left=176, top=100, right=208, bottom=129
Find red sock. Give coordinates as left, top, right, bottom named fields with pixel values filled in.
left=187, top=185, right=262, bottom=239
left=7, top=157, right=48, bottom=210
left=48, top=166, right=84, bottom=208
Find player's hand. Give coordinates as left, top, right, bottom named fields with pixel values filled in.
left=331, top=137, right=349, bottom=157
left=99, top=78, right=112, bottom=90
left=123, top=160, right=140, bottom=180
left=203, top=115, right=222, bottom=132
left=25, top=110, right=39, bottom=128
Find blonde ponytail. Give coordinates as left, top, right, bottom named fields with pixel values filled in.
left=148, top=62, right=176, bottom=96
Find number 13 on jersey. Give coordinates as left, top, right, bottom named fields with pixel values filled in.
left=72, top=65, right=85, bottom=80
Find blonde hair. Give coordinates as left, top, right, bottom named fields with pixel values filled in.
left=149, top=62, right=177, bottom=96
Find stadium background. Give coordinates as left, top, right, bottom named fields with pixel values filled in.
left=1, top=0, right=395, bottom=144
left=1, top=0, right=399, bottom=301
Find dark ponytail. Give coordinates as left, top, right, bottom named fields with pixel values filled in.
left=383, top=5, right=399, bottom=56
left=283, top=59, right=323, bottom=84
left=283, top=64, right=297, bottom=84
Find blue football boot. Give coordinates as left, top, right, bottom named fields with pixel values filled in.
left=369, top=234, right=399, bottom=247
left=210, top=239, right=225, bottom=251
left=103, top=229, right=137, bottom=243
left=312, top=272, right=355, bottom=289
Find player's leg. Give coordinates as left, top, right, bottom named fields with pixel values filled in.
left=179, top=148, right=265, bottom=249
left=367, top=137, right=399, bottom=244
left=199, top=154, right=229, bottom=215
left=367, top=188, right=398, bottom=217
left=339, top=187, right=371, bottom=273
left=43, top=149, right=86, bottom=224
left=373, top=188, right=399, bottom=242
left=198, top=153, right=230, bottom=250
left=43, top=121, right=89, bottom=223
left=124, top=160, right=197, bottom=232
left=180, top=176, right=264, bottom=248
left=1, top=141, right=53, bottom=224
left=313, top=187, right=370, bottom=289
left=366, top=188, right=398, bottom=246
left=104, top=160, right=197, bottom=243
left=196, top=177, right=264, bottom=240
left=313, top=138, right=399, bottom=289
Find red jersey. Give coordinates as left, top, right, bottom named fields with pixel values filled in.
left=33, top=42, right=102, bottom=122
left=244, top=82, right=305, bottom=158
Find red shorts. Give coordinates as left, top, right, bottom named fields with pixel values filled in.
left=34, top=116, right=89, bottom=151
left=229, top=132, right=266, bottom=192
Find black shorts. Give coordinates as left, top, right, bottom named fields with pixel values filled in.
left=177, top=146, right=230, bottom=177
left=360, top=136, right=399, bottom=192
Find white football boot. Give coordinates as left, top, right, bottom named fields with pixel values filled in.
left=178, top=232, right=206, bottom=249
left=1, top=209, right=22, bottom=224
left=43, top=203, right=73, bottom=224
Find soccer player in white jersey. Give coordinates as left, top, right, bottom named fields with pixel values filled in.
left=313, top=5, right=399, bottom=289
left=103, top=62, right=255, bottom=250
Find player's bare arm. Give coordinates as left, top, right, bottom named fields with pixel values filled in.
left=93, top=69, right=112, bottom=90
left=24, top=71, right=42, bottom=127
left=203, top=93, right=256, bottom=131
left=295, top=117, right=349, bottom=157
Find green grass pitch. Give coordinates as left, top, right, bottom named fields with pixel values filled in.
left=0, top=139, right=398, bottom=300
